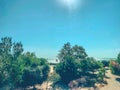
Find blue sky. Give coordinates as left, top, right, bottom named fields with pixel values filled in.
left=0, top=0, right=120, bottom=59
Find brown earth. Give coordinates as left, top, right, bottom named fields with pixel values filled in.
left=100, top=70, right=120, bottom=90
left=38, top=66, right=120, bottom=90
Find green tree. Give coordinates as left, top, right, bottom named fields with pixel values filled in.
left=101, top=60, right=109, bottom=67
left=58, top=42, right=72, bottom=62
left=78, top=57, right=103, bottom=74
left=110, top=53, right=120, bottom=75
left=56, top=43, right=104, bottom=86
left=55, top=56, right=79, bottom=83
left=72, top=45, right=87, bottom=60
left=57, top=42, right=87, bottom=62
left=0, top=37, right=23, bottom=88
left=18, top=52, right=50, bottom=88
left=97, top=68, right=106, bottom=83
left=110, top=61, right=120, bottom=75
left=117, top=53, right=120, bottom=64
left=56, top=43, right=89, bottom=83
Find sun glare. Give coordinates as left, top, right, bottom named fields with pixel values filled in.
left=57, top=0, right=81, bottom=11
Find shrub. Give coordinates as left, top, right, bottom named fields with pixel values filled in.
left=55, top=56, right=79, bottom=83
left=18, top=53, right=50, bottom=87
left=110, top=61, right=120, bottom=75
left=0, top=37, right=23, bottom=89
left=56, top=43, right=105, bottom=87
left=101, top=60, right=109, bottom=67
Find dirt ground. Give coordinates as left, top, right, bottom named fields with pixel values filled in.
left=35, top=65, right=54, bottom=90
left=100, top=70, right=120, bottom=90
left=38, top=66, right=120, bottom=90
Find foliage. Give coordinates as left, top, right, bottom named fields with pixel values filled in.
left=18, top=52, right=50, bottom=87
left=110, top=61, right=120, bottom=75
left=0, top=37, right=50, bottom=89
left=97, top=68, right=106, bottom=83
left=56, top=42, right=105, bottom=85
left=57, top=42, right=87, bottom=62
left=101, top=60, right=109, bottom=67
left=117, top=53, right=120, bottom=64
left=0, top=37, right=108, bottom=89
left=48, top=72, right=60, bottom=83
left=72, top=45, right=87, bottom=60
left=56, top=42, right=88, bottom=83
left=79, top=57, right=103, bottom=74
left=0, top=37, right=23, bottom=88
left=109, top=53, right=120, bottom=75
left=56, top=57, right=100, bottom=83
left=55, top=56, right=79, bottom=83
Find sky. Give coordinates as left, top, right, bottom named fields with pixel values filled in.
left=0, top=0, right=120, bottom=59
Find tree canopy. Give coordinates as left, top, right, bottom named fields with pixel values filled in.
left=56, top=42, right=105, bottom=86
left=0, top=37, right=23, bottom=87
left=110, top=53, right=120, bottom=75
left=0, top=37, right=50, bottom=89
left=57, top=42, right=87, bottom=62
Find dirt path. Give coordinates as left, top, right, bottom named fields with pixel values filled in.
left=36, top=65, right=54, bottom=90
left=100, top=70, right=120, bottom=90
left=36, top=67, right=120, bottom=90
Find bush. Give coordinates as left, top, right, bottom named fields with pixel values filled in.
left=110, top=61, right=120, bottom=75
left=110, top=53, right=120, bottom=75
left=48, top=72, right=60, bottom=83
left=55, top=56, right=104, bottom=85
left=18, top=53, right=50, bottom=87
left=101, top=60, right=109, bottom=67
left=22, top=67, right=42, bottom=87
left=0, top=37, right=23, bottom=89
left=51, top=42, right=107, bottom=89
left=55, top=56, right=79, bottom=83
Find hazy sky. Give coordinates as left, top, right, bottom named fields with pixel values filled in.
left=0, top=0, right=120, bottom=59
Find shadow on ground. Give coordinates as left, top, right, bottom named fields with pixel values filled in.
left=116, top=78, right=120, bottom=83
left=105, top=76, right=110, bottom=79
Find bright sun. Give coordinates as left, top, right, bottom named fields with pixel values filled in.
left=57, top=0, right=81, bottom=11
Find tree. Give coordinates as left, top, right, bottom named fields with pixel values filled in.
left=56, top=42, right=105, bottom=86
left=72, top=45, right=87, bottom=60
left=55, top=56, right=79, bottom=83
left=57, top=42, right=72, bottom=62
left=0, top=37, right=23, bottom=88
left=19, top=52, right=50, bottom=88
left=110, top=61, right=120, bottom=75
left=56, top=43, right=89, bottom=83
left=57, top=42, right=87, bottom=62
left=117, top=53, right=120, bottom=64
left=101, top=60, right=109, bottom=67
left=78, top=57, right=103, bottom=74
left=110, top=53, right=120, bottom=75
left=97, top=68, right=106, bottom=83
